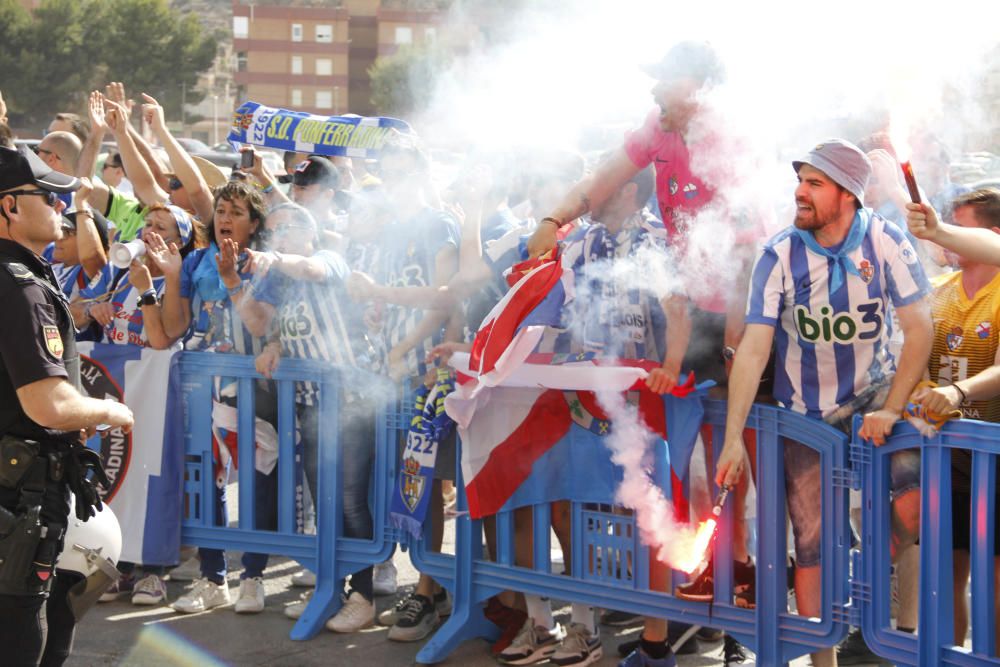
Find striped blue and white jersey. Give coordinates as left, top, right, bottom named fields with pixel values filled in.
left=746, top=212, right=930, bottom=418
left=254, top=250, right=356, bottom=406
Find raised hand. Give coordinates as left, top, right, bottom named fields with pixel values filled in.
left=89, top=302, right=116, bottom=327
left=105, top=82, right=134, bottom=118
left=103, top=99, right=129, bottom=137
left=87, top=91, right=108, bottom=133
left=140, top=93, right=166, bottom=134
left=217, top=237, right=241, bottom=285
left=144, top=230, right=182, bottom=278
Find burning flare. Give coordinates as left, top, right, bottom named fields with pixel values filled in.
left=673, top=485, right=731, bottom=574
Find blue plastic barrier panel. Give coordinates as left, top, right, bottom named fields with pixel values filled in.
left=228, top=101, right=414, bottom=158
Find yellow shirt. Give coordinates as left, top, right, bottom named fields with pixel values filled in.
left=928, top=270, right=1000, bottom=423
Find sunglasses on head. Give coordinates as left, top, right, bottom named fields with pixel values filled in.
left=3, top=189, right=60, bottom=208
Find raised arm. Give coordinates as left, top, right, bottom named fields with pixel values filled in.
left=106, top=100, right=170, bottom=206
left=907, top=202, right=1000, bottom=266
left=142, top=94, right=214, bottom=222
left=526, top=147, right=639, bottom=257
left=72, top=179, right=108, bottom=278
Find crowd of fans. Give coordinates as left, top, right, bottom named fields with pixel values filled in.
left=2, top=37, right=1000, bottom=667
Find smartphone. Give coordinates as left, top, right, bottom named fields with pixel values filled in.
left=240, top=148, right=255, bottom=169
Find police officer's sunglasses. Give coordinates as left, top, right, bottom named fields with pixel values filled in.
left=3, top=189, right=60, bottom=207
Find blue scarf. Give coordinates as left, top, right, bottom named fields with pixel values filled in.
left=191, top=243, right=230, bottom=302
left=794, top=208, right=871, bottom=293
left=390, top=369, right=456, bottom=538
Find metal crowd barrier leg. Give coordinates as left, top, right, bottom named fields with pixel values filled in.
left=416, top=467, right=500, bottom=664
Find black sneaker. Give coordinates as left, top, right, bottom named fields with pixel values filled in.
left=675, top=561, right=714, bottom=601
left=386, top=594, right=439, bottom=642
left=600, top=609, right=643, bottom=627
left=723, top=635, right=749, bottom=665
left=837, top=628, right=890, bottom=665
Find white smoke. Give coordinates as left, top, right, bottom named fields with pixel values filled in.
left=595, top=390, right=705, bottom=569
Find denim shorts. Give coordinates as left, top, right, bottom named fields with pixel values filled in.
left=784, top=380, right=920, bottom=567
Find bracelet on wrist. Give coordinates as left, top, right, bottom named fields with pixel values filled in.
left=540, top=216, right=563, bottom=229
left=953, top=383, right=968, bottom=404
left=261, top=183, right=275, bottom=195
left=227, top=283, right=243, bottom=297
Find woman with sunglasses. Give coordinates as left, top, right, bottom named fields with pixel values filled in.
left=242, top=203, right=380, bottom=634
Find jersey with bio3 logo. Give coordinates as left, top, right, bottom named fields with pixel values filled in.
left=746, top=213, right=930, bottom=419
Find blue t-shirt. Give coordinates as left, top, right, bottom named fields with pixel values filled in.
left=377, top=207, right=460, bottom=378
left=179, top=245, right=263, bottom=355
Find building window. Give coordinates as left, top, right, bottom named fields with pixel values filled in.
left=291, top=56, right=303, bottom=75
left=316, top=24, right=333, bottom=43
left=424, top=27, right=436, bottom=42
left=316, top=58, right=333, bottom=76
left=291, top=23, right=303, bottom=42
left=291, top=89, right=303, bottom=107
left=233, top=16, right=248, bottom=39
left=236, top=52, right=248, bottom=72
left=395, top=26, right=412, bottom=44
left=315, top=91, right=333, bottom=109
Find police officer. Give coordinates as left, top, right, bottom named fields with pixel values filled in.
left=0, top=145, right=133, bottom=666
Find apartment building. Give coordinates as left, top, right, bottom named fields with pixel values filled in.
left=231, top=0, right=500, bottom=117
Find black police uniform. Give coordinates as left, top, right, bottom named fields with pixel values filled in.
left=0, top=237, right=82, bottom=666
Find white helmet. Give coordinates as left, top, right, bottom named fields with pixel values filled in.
left=56, top=497, right=122, bottom=619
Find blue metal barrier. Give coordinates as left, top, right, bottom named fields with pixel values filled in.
left=178, top=352, right=400, bottom=640
left=858, top=419, right=1000, bottom=666
left=411, top=399, right=853, bottom=666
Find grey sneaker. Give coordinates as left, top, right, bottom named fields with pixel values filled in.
left=386, top=594, right=439, bottom=642
left=378, top=592, right=417, bottom=626
left=498, top=619, right=566, bottom=665
left=434, top=588, right=452, bottom=617
left=551, top=622, right=602, bottom=666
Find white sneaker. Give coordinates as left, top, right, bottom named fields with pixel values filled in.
left=326, top=591, right=375, bottom=633
left=550, top=622, right=602, bottom=666
left=234, top=577, right=266, bottom=614
left=498, top=620, right=566, bottom=665
left=131, top=574, right=167, bottom=606
left=373, top=561, right=397, bottom=596
left=167, top=556, right=201, bottom=582
left=284, top=591, right=313, bottom=620
left=291, top=569, right=316, bottom=588
left=171, top=578, right=231, bottom=614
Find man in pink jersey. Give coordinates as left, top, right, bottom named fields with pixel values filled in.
left=527, top=41, right=763, bottom=667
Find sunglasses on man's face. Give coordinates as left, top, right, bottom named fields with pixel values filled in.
left=32, top=146, right=55, bottom=159
left=3, top=189, right=60, bottom=208
left=168, top=177, right=183, bottom=191
left=103, top=162, right=122, bottom=170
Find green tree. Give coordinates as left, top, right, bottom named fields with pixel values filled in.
left=369, top=43, right=452, bottom=118
left=0, top=0, right=217, bottom=130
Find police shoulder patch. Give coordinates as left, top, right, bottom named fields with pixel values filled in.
left=43, top=325, right=63, bottom=358
left=1, top=261, right=34, bottom=284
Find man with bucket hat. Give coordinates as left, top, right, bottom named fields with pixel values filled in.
left=715, top=139, right=933, bottom=667
left=0, top=145, right=133, bottom=664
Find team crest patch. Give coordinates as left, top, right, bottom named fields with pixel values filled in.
left=858, top=259, right=874, bottom=284
left=977, top=321, right=992, bottom=339
left=399, top=455, right=426, bottom=512
left=43, top=325, right=63, bottom=358
left=947, top=326, right=964, bottom=351
left=668, top=176, right=679, bottom=196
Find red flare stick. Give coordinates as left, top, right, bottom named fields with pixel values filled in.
left=901, top=161, right=921, bottom=204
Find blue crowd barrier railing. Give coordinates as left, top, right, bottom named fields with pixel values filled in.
left=177, top=352, right=400, bottom=640
left=858, top=418, right=1000, bottom=666
left=412, top=398, right=853, bottom=666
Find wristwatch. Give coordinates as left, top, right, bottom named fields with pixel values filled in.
left=722, top=345, right=737, bottom=361
left=136, top=290, right=158, bottom=308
